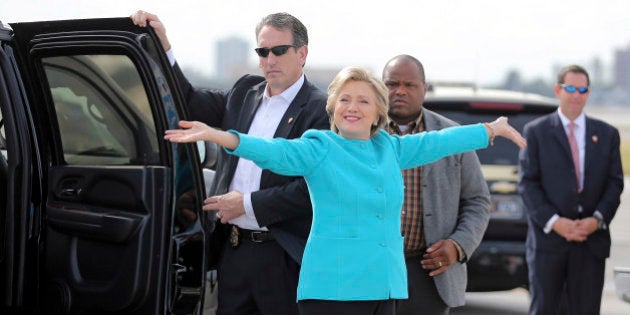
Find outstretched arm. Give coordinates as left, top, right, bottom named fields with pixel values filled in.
left=485, top=116, right=526, bottom=149
left=130, top=10, right=171, bottom=51
left=165, top=120, right=239, bottom=150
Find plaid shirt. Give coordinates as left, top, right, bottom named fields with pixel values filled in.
left=386, top=111, right=426, bottom=255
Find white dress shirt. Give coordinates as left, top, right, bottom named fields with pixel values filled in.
left=229, top=75, right=304, bottom=230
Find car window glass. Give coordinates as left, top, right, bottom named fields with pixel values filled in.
left=0, top=105, right=7, bottom=242
left=196, top=141, right=205, bottom=163
left=0, top=109, right=6, bottom=161
left=43, top=54, right=159, bottom=165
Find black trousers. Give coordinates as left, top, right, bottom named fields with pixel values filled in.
left=527, top=242, right=605, bottom=315
left=216, top=236, right=300, bottom=315
left=396, top=257, right=449, bottom=315
left=298, top=299, right=396, bottom=315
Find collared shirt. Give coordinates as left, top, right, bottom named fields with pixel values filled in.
left=557, top=109, right=586, bottom=188
left=229, top=74, right=305, bottom=230
left=386, top=111, right=426, bottom=253
left=544, top=109, right=588, bottom=233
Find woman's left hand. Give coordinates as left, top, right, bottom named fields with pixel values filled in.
left=487, top=116, right=527, bottom=149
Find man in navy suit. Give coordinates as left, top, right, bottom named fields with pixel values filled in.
left=518, top=64, right=624, bottom=315
left=132, top=11, right=329, bottom=315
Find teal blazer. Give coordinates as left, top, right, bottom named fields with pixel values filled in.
left=228, top=124, right=489, bottom=301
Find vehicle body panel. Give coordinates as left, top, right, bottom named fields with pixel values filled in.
left=1, top=18, right=209, bottom=314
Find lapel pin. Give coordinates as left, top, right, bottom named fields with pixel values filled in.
left=288, top=117, right=294, bottom=124
left=592, top=135, right=598, bottom=143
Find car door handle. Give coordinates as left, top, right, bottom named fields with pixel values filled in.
left=59, top=188, right=82, bottom=198
left=173, top=263, right=188, bottom=274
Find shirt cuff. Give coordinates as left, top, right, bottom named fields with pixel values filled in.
left=165, top=48, right=176, bottom=66
left=243, top=192, right=257, bottom=220
left=594, top=210, right=604, bottom=219
left=544, top=214, right=560, bottom=234
left=447, top=238, right=466, bottom=262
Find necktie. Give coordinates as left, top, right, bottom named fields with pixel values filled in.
left=567, top=122, right=581, bottom=191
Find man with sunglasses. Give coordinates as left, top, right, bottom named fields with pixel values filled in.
left=131, top=11, right=328, bottom=315
left=519, top=64, right=623, bottom=315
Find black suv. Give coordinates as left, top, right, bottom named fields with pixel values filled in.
left=423, top=84, right=557, bottom=292
left=1, top=18, right=217, bottom=314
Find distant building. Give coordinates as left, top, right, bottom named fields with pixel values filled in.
left=590, top=57, right=604, bottom=86
left=216, top=36, right=250, bottom=82
left=614, top=44, right=630, bottom=91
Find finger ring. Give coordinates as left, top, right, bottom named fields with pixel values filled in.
left=438, top=261, right=443, bottom=267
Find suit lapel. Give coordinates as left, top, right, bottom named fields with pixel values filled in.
left=583, top=117, right=598, bottom=188
left=261, top=78, right=312, bottom=184
left=227, top=82, right=265, bottom=179
left=273, top=79, right=312, bottom=138
left=236, top=84, right=265, bottom=133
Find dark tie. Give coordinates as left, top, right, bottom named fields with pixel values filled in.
left=567, top=122, right=581, bottom=191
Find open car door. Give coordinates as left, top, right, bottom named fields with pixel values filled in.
left=1, top=18, right=208, bottom=314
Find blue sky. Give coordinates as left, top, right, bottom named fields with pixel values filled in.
left=3, top=0, right=630, bottom=85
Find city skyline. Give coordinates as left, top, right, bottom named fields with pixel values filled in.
left=212, top=34, right=630, bottom=89
left=2, top=0, right=630, bottom=86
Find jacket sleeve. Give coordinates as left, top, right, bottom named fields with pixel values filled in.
left=229, top=130, right=329, bottom=227
left=396, top=124, right=489, bottom=170
left=595, top=126, right=624, bottom=224
left=449, top=150, right=490, bottom=261
left=173, top=62, right=230, bottom=127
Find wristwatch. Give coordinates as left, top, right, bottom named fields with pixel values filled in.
left=593, top=212, right=607, bottom=230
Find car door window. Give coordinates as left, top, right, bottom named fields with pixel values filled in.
left=0, top=110, right=6, bottom=160
left=0, top=109, right=7, bottom=227
left=43, top=54, right=159, bottom=165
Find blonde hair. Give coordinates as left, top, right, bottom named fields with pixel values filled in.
left=325, top=66, right=389, bottom=137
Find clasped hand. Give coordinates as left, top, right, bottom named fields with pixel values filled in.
left=553, top=217, right=598, bottom=242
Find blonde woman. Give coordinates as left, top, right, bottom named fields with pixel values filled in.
left=165, top=66, right=525, bottom=315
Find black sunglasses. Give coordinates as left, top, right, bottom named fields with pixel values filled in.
left=254, top=45, right=296, bottom=57
left=560, top=84, right=589, bottom=94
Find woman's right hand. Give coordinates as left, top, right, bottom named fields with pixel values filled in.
left=164, top=120, right=212, bottom=143
left=165, top=120, right=240, bottom=150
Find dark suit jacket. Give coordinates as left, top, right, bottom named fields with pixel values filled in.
left=174, top=64, right=329, bottom=264
left=518, top=112, right=623, bottom=259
